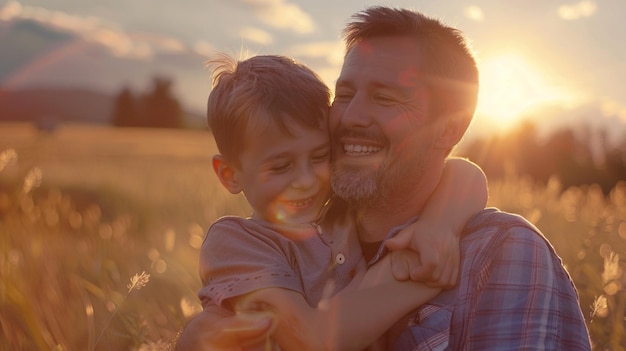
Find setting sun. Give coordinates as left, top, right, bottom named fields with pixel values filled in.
left=476, top=54, right=571, bottom=130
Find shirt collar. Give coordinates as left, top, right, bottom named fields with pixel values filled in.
left=366, top=215, right=420, bottom=265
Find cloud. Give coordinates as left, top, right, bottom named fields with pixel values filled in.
left=285, top=41, right=344, bottom=66
left=0, top=1, right=21, bottom=20
left=240, top=26, right=273, bottom=45
left=558, top=1, right=597, bottom=20
left=242, top=0, right=315, bottom=34
left=314, top=66, right=341, bottom=90
left=284, top=41, right=344, bottom=90
left=0, top=1, right=189, bottom=60
left=464, top=6, right=484, bottom=22
left=601, top=98, right=626, bottom=123
left=193, top=40, right=215, bottom=58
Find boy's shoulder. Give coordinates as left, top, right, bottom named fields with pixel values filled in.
left=208, top=216, right=319, bottom=242
left=209, top=215, right=248, bottom=231
left=204, top=216, right=290, bottom=251
left=209, top=215, right=272, bottom=233
left=212, top=215, right=249, bottom=225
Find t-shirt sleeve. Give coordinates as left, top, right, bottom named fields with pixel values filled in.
left=197, top=217, right=304, bottom=309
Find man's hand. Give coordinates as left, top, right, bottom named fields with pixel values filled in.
left=175, top=308, right=275, bottom=351
left=385, top=222, right=459, bottom=288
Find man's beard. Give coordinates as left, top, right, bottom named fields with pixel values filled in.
left=331, top=149, right=430, bottom=211
left=331, top=161, right=387, bottom=209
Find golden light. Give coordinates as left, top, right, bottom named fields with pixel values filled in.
left=476, top=54, right=571, bottom=130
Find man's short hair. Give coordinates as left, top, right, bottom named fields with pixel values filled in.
left=343, top=6, right=479, bottom=121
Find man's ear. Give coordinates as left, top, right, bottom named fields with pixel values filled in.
left=436, top=112, right=472, bottom=149
left=212, top=154, right=242, bottom=194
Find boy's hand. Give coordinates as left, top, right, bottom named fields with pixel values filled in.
left=388, top=249, right=422, bottom=280
left=385, top=222, right=459, bottom=289
left=175, top=308, right=275, bottom=351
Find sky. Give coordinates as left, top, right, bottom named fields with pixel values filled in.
left=1, top=0, right=625, bottom=140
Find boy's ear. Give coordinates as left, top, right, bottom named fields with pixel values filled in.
left=212, top=154, right=242, bottom=194
left=436, top=113, right=471, bottom=149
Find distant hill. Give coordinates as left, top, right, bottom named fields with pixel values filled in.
left=0, top=19, right=74, bottom=84
left=0, top=88, right=206, bottom=130
left=0, top=17, right=207, bottom=130
left=0, top=17, right=211, bottom=116
left=0, top=88, right=113, bottom=128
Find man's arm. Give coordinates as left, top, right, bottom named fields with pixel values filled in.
left=237, top=253, right=438, bottom=351
left=385, top=157, right=488, bottom=287
left=175, top=217, right=435, bottom=351
left=174, top=254, right=435, bottom=351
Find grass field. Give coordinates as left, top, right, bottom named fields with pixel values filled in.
left=1, top=123, right=624, bottom=350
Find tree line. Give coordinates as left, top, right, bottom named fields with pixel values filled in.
left=460, top=121, right=626, bottom=194
left=111, top=76, right=184, bottom=129
left=109, top=78, right=625, bottom=193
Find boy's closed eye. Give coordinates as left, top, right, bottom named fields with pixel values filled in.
left=269, top=162, right=291, bottom=173
left=311, top=150, right=331, bottom=164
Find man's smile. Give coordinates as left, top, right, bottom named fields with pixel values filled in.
left=343, top=144, right=382, bottom=155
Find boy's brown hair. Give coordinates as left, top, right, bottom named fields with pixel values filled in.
left=207, top=54, right=331, bottom=165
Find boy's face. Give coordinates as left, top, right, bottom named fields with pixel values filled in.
left=235, top=116, right=332, bottom=225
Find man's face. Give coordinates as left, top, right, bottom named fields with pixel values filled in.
left=329, top=36, right=448, bottom=208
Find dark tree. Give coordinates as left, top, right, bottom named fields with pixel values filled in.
left=110, top=77, right=184, bottom=128
left=140, top=77, right=184, bottom=128
left=111, top=87, right=139, bottom=127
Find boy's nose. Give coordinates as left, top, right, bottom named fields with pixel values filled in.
left=292, top=163, right=315, bottom=189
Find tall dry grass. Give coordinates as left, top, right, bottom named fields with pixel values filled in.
left=0, top=123, right=624, bottom=350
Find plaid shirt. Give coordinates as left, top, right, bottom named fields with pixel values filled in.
left=371, top=208, right=592, bottom=350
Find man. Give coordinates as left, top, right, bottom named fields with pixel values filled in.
left=326, top=6, right=590, bottom=349
left=177, top=6, right=591, bottom=350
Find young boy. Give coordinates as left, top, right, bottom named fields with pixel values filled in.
left=198, top=54, right=487, bottom=351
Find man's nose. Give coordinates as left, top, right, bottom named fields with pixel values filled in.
left=336, top=93, right=372, bottom=128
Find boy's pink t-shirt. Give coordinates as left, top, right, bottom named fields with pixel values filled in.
left=198, top=215, right=362, bottom=308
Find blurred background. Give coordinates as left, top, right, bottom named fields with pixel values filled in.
left=1, top=0, right=625, bottom=350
